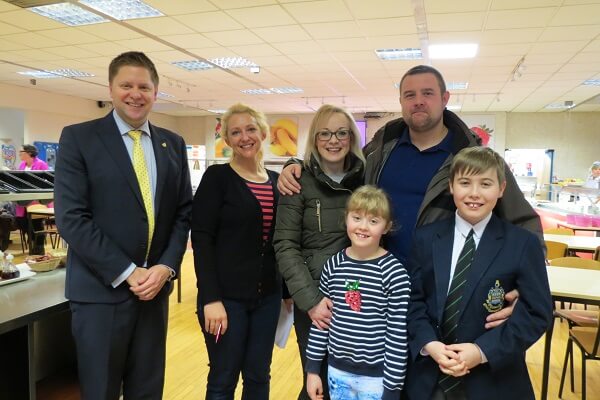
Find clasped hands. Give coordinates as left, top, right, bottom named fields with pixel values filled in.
left=425, top=341, right=482, bottom=377
left=127, top=265, right=172, bottom=301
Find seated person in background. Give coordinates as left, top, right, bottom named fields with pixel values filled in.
left=404, top=147, right=552, bottom=400
left=584, top=161, right=600, bottom=204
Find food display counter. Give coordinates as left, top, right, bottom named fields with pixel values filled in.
left=0, top=267, right=74, bottom=400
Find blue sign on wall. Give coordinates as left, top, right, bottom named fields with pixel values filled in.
left=33, top=141, right=59, bottom=170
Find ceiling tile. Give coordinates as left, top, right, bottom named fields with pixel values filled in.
left=490, top=0, right=562, bottom=10
left=6, top=49, right=62, bottom=62
left=480, top=28, right=543, bottom=44
left=282, top=0, right=353, bottom=23
left=126, top=17, right=195, bottom=35
left=227, top=43, right=281, bottom=57
left=0, top=20, right=24, bottom=35
left=145, top=0, right=218, bottom=15
left=486, top=9, right=556, bottom=29
left=251, top=25, right=311, bottom=43
left=44, top=46, right=101, bottom=59
left=357, top=17, right=417, bottom=36
left=539, top=25, right=600, bottom=41
left=210, top=0, right=278, bottom=9
left=428, top=31, right=482, bottom=44
left=78, top=23, right=143, bottom=41
left=271, top=40, right=321, bottom=54
left=428, top=12, right=486, bottom=32
left=173, top=12, right=243, bottom=33
left=77, top=42, right=133, bottom=56
left=549, top=4, right=600, bottom=26
left=368, top=34, right=420, bottom=49
left=529, top=41, right=588, bottom=54
left=226, top=5, right=296, bottom=28
left=0, top=37, right=27, bottom=51
left=0, top=10, right=64, bottom=30
left=160, top=34, right=216, bottom=49
left=303, top=21, right=362, bottom=39
left=204, top=29, right=264, bottom=46
left=318, top=37, right=373, bottom=52
left=345, top=0, right=413, bottom=18
left=426, top=0, right=492, bottom=13
left=116, top=38, right=174, bottom=52
left=3, top=32, right=66, bottom=48
left=36, top=28, right=103, bottom=45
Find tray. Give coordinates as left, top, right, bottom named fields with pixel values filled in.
left=0, top=264, right=36, bottom=287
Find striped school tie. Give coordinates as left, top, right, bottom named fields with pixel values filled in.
left=128, top=130, right=154, bottom=256
left=438, top=229, right=475, bottom=393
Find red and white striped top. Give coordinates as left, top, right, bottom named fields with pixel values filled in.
left=245, top=180, right=274, bottom=242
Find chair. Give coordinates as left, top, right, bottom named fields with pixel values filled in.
left=594, top=245, right=599, bottom=261
left=549, top=257, right=600, bottom=270
left=544, top=227, right=575, bottom=235
left=559, top=311, right=600, bottom=400
left=545, top=240, right=568, bottom=260
left=26, top=204, right=60, bottom=251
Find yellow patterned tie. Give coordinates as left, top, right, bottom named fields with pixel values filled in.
left=128, top=130, right=154, bottom=256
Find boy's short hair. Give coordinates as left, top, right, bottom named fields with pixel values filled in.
left=450, top=147, right=506, bottom=184
left=346, top=185, right=392, bottom=223
left=399, top=65, right=447, bottom=94
left=109, top=51, right=159, bottom=86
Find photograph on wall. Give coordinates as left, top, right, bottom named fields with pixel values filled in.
left=268, top=117, right=298, bottom=158
left=1, top=143, right=16, bottom=170
left=460, top=115, right=496, bottom=149
left=213, top=117, right=231, bottom=158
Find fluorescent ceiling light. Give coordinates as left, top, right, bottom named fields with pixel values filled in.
left=207, top=109, right=226, bottom=114
left=429, top=44, right=478, bottom=59
left=211, top=57, right=257, bottom=69
left=582, top=79, right=600, bottom=86
left=241, top=87, right=303, bottom=95
left=29, top=2, right=107, bottom=26
left=80, top=0, right=163, bottom=20
left=375, top=48, right=422, bottom=61
left=447, top=82, right=469, bottom=90
left=270, top=87, right=303, bottom=94
left=172, top=61, right=213, bottom=71
left=241, top=89, right=273, bottom=95
left=446, top=104, right=462, bottom=111
left=545, top=102, right=576, bottom=109
left=18, top=68, right=95, bottom=79
left=157, top=91, right=174, bottom=99
left=172, top=57, right=257, bottom=71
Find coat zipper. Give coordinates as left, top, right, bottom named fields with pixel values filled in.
left=316, top=199, right=322, bottom=232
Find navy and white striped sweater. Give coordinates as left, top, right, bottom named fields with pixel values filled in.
left=306, top=249, right=411, bottom=399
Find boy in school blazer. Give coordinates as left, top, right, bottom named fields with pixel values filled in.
left=405, top=147, right=552, bottom=400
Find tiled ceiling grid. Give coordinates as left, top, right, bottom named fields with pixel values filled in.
left=0, top=0, right=598, bottom=116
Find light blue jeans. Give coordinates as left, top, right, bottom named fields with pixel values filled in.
left=327, top=365, right=384, bottom=400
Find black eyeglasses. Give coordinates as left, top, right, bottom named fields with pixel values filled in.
left=316, top=129, right=351, bottom=141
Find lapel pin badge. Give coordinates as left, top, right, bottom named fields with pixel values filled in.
left=483, top=280, right=505, bottom=313
left=162, top=142, right=167, bottom=148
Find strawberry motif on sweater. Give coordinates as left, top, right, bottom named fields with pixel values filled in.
left=344, top=280, right=362, bottom=312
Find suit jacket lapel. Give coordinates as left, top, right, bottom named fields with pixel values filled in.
left=433, top=220, right=455, bottom=323
left=458, top=215, right=504, bottom=320
left=149, top=124, right=168, bottom=214
left=97, top=113, right=144, bottom=209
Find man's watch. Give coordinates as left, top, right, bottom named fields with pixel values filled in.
left=167, top=267, right=177, bottom=282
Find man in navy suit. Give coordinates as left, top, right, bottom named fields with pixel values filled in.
left=55, top=52, right=192, bottom=400
left=405, top=147, right=552, bottom=400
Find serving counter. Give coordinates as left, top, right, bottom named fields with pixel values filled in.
left=0, top=267, right=75, bottom=400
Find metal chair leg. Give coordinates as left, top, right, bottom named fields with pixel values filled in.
left=581, top=347, right=586, bottom=400
left=559, top=339, right=570, bottom=398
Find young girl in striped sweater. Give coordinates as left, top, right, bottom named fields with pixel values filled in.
left=306, top=185, right=411, bottom=400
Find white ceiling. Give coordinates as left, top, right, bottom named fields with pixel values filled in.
left=0, top=0, right=599, bottom=117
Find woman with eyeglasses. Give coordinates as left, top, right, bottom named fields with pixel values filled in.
left=273, top=104, right=365, bottom=400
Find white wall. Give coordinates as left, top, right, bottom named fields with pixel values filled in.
left=2, top=81, right=599, bottom=181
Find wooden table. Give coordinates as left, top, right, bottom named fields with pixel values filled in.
left=541, top=266, right=600, bottom=400
left=544, top=233, right=600, bottom=253
left=557, top=221, right=600, bottom=237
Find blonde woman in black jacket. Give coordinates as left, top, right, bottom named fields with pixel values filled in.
left=274, top=104, right=366, bottom=400
left=192, top=103, right=289, bottom=400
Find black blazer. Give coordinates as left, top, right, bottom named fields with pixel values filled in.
left=191, top=163, right=281, bottom=307
left=55, top=112, right=192, bottom=303
left=404, top=214, right=552, bottom=400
